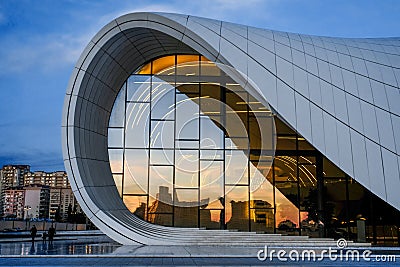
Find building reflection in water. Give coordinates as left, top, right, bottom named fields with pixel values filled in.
left=0, top=239, right=120, bottom=255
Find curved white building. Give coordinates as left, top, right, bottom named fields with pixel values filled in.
left=62, top=12, right=400, bottom=246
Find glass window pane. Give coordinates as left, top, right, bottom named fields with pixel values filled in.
left=108, top=149, right=123, bottom=173
left=152, top=55, right=175, bottom=75
left=275, top=117, right=296, bottom=135
left=200, top=150, right=223, bottom=160
left=225, top=186, right=249, bottom=231
left=176, top=55, right=200, bottom=76
left=113, top=174, right=123, bottom=196
left=200, top=209, right=221, bottom=229
left=149, top=166, right=173, bottom=207
left=150, top=120, right=174, bottom=149
left=176, top=140, right=199, bottom=149
left=150, top=149, right=174, bottom=165
left=225, top=113, right=248, bottom=138
left=298, top=138, right=314, bottom=150
left=108, top=128, right=124, bottom=147
left=200, top=161, right=223, bottom=208
left=147, top=213, right=173, bottom=226
left=127, top=75, right=151, bottom=102
left=226, top=91, right=247, bottom=111
left=201, top=83, right=221, bottom=101
left=325, top=178, right=347, bottom=201
left=299, top=156, right=315, bottom=164
left=249, top=116, right=261, bottom=150
left=137, top=61, right=151, bottom=74
left=299, top=164, right=317, bottom=188
left=275, top=182, right=299, bottom=231
left=151, top=77, right=175, bottom=120
left=225, top=82, right=243, bottom=92
left=225, top=137, right=249, bottom=150
left=200, top=60, right=220, bottom=76
left=109, top=85, right=126, bottom=127
left=148, top=195, right=173, bottom=215
left=176, top=84, right=199, bottom=94
left=249, top=115, right=274, bottom=151
left=274, top=156, right=298, bottom=182
left=276, top=135, right=297, bottom=150
left=175, top=150, right=198, bottom=188
left=250, top=164, right=274, bottom=208
left=225, top=150, right=248, bottom=184
left=174, top=207, right=198, bottom=227
left=246, top=96, right=265, bottom=113
left=176, top=93, right=199, bottom=139
left=250, top=209, right=274, bottom=232
left=125, top=102, right=149, bottom=148
left=175, top=189, right=199, bottom=205
left=224, top=93, right=248, bottom=138
left=123, top=195, right=147, bottom=219
left=175, top=189, right=199, bottom=227
left=200, top=116, right=223, bottom=149
left=124, top=149, right=148, bottom=194
left=323, top=158, right=345, bottom=177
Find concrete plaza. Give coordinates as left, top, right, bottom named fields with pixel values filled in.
left=0, top=233, right=399, bottom=266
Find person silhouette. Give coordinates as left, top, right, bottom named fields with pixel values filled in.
left=48, top=225, right=56, bottom=245
left=30, top=225, right=37, bottom=244
left=42, top=231, right=47, bottom=244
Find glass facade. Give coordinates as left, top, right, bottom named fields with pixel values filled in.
left=108, top=54, right=400, bottom=245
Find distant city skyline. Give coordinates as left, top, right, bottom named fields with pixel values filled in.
left=1, top=0, right=400, bottom=171
left=0, top=164, right=79, bottom=222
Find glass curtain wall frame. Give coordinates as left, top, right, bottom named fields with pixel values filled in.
left=108, top=54, right=276, bottom=231
left=107, top=54, right=400, bottom=245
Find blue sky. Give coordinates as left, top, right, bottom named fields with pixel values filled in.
left=0, top=0, right=399, bottom=171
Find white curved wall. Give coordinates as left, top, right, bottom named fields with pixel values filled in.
left=62, top=12, right=400, bottom=245
left=160, top=13, right=400, bottom=211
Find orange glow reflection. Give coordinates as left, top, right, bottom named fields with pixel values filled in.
left=152, top=55, right=176, bottom=75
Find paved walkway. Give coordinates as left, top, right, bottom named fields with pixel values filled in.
left=1, top=256, right=399, bottom=266
left=0, top=234, right=399, bottom=265
left=1, top=255, right=400, bottom=266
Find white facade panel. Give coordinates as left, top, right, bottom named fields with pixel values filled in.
left=276, top=79, right=296, bottom=129
left=382, top=149, right=400, bottom=208
left=346, top=94, right=364, bottom=134
left=322, top=112, right=339, bottom=164
left=292, top=65, right=310, bottom=98
left=62, top=12, right=400, bottom=245
left=365, top=139, right=386, bottom=198
left=248, top=41, right=276, bottom=74
left=294, top=93, right=312, bottom=141
left=336, top=122, right=354, bottom=177
left=375, top=108, right=396, bottom=153
left=350, top=130, right=370, bottom=189
left=309, top=103, right=325, bottom=153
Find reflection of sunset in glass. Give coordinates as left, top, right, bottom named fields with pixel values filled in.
left=123, top=195, right=147, bottom=214
left=108, top=54, right=337, bottom=233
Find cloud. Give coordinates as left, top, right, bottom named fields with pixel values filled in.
left=0, top=31, right=90, bottom=74
left=0, top=0, right=278, bottom=75
left=100, top=0, right=273, bottom=27
left=98, top=3, right=181, bottom=25
left=0, top=121, right=63, bottom=171
left=0, top=151, right=64, bottom=171
left=212, top=0, right=265, bottom=9
left=0, top=3, right=176, bottom=75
